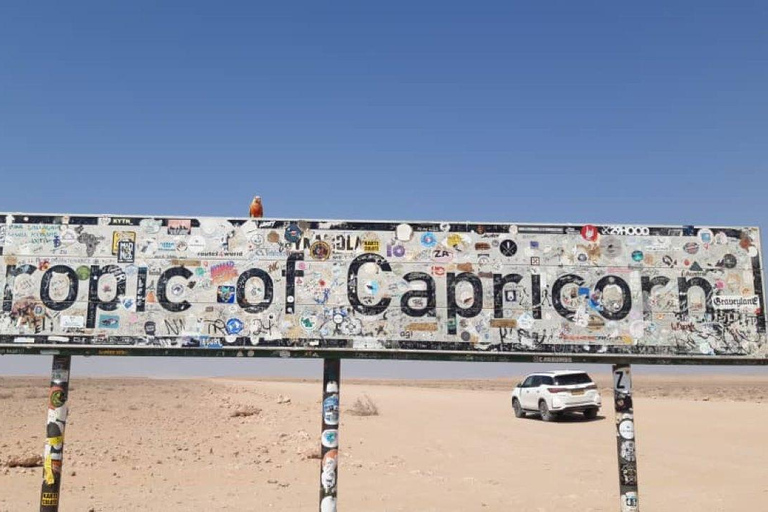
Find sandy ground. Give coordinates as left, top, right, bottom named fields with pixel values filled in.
left=1, top=374, right=767, bottom=511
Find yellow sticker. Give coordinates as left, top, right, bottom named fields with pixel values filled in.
left=111, top=231, right=136, bottom=254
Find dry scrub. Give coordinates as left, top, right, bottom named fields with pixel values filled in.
left=347, top=395, right=379, bottom=416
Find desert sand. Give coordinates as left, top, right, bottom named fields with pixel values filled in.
left=1, top=374, right=767, bottom=511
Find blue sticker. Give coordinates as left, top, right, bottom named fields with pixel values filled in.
left=226, top=318, right=244, bottom=335
left=98, top=315, right=120, bottom=329
left=217, top=285, right=236, bottom=304
left=578, top=287, right=590, bottom=296
left=631, top=250, right=644, bottom=262
left=420, top=232, right=437, bottom=248
left=284, top=223, right=303, bottom=243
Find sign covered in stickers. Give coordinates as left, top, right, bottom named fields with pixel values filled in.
left=0, top=214, right=766, bottom=363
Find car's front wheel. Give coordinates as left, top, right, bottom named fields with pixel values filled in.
left=583, top=408, right=598, bottom=420
left=539, top=400, right=555, bottom=422
left=512, top=398, right=525, bottom=418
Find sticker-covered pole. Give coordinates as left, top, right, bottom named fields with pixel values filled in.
left=39, top=355, right=71, bottom=512
left=319, top=358, right=340, bottom=512
left=613, top=364, right=639, bottom=512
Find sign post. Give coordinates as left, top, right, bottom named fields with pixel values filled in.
left=319, top=359, right=340, bottom=512
left=613, top=364, right=639, bottom=511
left=39, top=355, right=71, bottom=512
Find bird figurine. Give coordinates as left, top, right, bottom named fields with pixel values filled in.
left=249, top=196, right=264, bottom=218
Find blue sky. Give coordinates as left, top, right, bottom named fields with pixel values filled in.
left=0, top=2, right=766, bottom=376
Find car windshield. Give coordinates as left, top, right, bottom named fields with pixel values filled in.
left=554, top=373, right=593, bottom=386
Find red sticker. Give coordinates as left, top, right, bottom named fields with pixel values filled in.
left=581, top=225, right=599, bottom=242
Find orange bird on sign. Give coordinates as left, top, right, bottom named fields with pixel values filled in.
left=249, top=196, right=264, bottom=218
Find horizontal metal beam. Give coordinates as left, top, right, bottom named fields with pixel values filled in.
left=1, top=345, right=766, bottom=365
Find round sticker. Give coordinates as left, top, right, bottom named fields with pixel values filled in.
left=618, top=419, right=635, bottom=440
left=722, top=254, right=737, bottom=269
left=683, top=242, right=699, bottom=255
left=76, top=265, right=91, bottom=280
left=500, top=240, right=518, bottom=257
left=698, top=229, right=713, bottom=245
left=310, top=241, right=331, bottom=260
left=581, top=225, right=599, bottom=242
left=226, top=318, right=244, bottom=335
left=600, top=236, right=623, bottom=259
left=631, top=250, right=643, bottom=262
left=188, top=236, right=206, bottom=253
left=421, top=232, right=437, bottom=247
left=320, top=497, right=337, bottom=512
left=321, top=429, right=339, bottom=448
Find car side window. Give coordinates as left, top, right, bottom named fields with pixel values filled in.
left=541, top=376, right=554, bottom=386
left=522, top=377, right=535, bottom=388
left=530, top=376, right=541, bottom=387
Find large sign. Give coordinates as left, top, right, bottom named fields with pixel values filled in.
left=0, top=214, right=765, bottom=364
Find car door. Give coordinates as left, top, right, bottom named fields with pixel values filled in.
left=521, top=376, right=540, bottom=409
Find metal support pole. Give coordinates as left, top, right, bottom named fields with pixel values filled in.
left=40, top=355, right=72, bottom=512
left=612, top=363, right=639, bottom=512
left=319, top=358, right=340, bottom=512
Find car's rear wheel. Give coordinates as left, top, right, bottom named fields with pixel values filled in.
left=583, top=408, right=598, bottom=420
left=539, top=400, right=555, bottom=422
left=512, top=398, right=525, bottom=418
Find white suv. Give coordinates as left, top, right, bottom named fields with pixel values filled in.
left=511, top=370, right=601, bottom=421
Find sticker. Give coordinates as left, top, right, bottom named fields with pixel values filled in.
left=620, top=463, right=638, bottom=486
left=98, top=315, right=120, bottom=329
left=600, top=236, right=623, bottom=259
left=713, top=295, right=760, bottom=310
left=321, top=429, right=339, bottom=448
left=683, top=242, right=699, bottom=255
left=188, top=236, right=206, bottom=253
left=310, top=241, right=332, bottom=260
left=326, top=381, right=339, bottom=393
left=620, top=440, right=636, bottom=462
left=396, top=223, right=413, bottom=242
left=40, top=493, right=59, bottom=507
left=517, top=313, right=534, bottom=330
left=320, top=496, right=337, bottom=512
left=117, top=239, right=135, bottom=263
left=631, top=250, right=643, bottom=262
left=420, top=232, right=437, bottom=248
left=60, top=315, right=85, bottom=329
left=323, top=394, right=340, bottom=425
left=284, top=223, right=303, bottom=243
left=613, top=367, right=632, bottom=392
left=321, top=468, right=336, bottom=492
left=75, top=265, right=91, bottom=280
left=363, top=240, right=380, bottom=252
left=226, top=318, right=244, bottom=335
left=581, top=225, right=599, bottom=242
left=500, top=240, right=517, bottom=257
left=618, top=419, right=635, bottom=440
left=217, top=286, right=236, bottom=304
left=49, top=386, right=67, bottom=408
left=111, top=231, right=136, bottom=254
left=698, top=229, right=713, bottom=244
left=721, top=254, right=737, bottom=269
left=621, top=492, right=639, bottom=512
left=167, top=219, right=191, bottom=235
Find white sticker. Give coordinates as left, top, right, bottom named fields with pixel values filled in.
left=618, top=419, right=635, bottom=440
left=60, top=316, right=85, bottom=329
left=614, top=367, right=631, bottom=393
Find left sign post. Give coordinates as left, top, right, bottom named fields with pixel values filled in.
left=39, top=355, right=71, bottom=512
